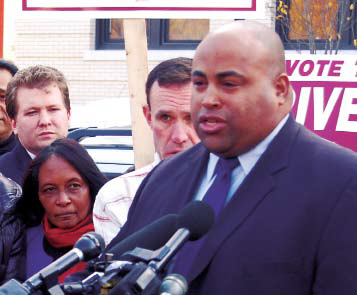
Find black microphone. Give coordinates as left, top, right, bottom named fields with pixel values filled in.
left=107, top=201, right=214, bottom=295
left=159, top=274, right=188, bottom=295
left=149, top=201, right=215, bottom=271
left=108, top=213, right=179, bottom=260
left=23, top=231, right=105, bottom=293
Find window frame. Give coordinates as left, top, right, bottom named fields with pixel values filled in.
left=96, top=19, right=204, bottom=50
left=275, top=0, right=357, bottom=50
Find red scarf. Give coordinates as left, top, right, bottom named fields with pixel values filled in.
left=42, top=214, right=95, bottom=282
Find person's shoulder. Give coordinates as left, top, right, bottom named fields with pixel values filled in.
left=297, top=125, right=357, bottom=166
left=0, top=174, right=22, bottom=203
left=96, top=161, right=157, bottom=200
left=96, top=175, right=127, bottom=200
left=284, top=124, right=357, bottom=188
left=0, top=174, right=22, bottom=223
left=124, top=161, right=158, bottom=178
left=0, top=141, right=26, bottom=163
left=0, top=148, right=14, bottom=163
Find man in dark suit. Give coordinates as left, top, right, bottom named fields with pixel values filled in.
left=0, top=65, right=71, bottom=185
left=110, top=21, right=357, bottom=294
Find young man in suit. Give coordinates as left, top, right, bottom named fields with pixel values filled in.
left=0, top=65, right=70, bottom=185
left=108, top=21, right=357, bottom=294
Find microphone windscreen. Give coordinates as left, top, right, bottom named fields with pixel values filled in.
left=159, top=273, right=188, bottom=295
left=177, top=201, right=215, bottom=241
left=109, top=214, right=179, bottom=259
left=74, top=232, right=105, bottom=261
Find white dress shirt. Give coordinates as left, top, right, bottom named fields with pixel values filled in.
left=194, top=115, right=289, bottom=204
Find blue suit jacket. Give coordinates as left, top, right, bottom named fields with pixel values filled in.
left=0, top=141, right=31, bottom=185
left=113, top=117, right=357, bottom=295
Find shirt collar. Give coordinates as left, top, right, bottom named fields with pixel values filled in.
left=207, top=114, right=289, bottom=179
left=25, top=148, right=36, bottom=159
left=153, top=152, right=161, bottom=164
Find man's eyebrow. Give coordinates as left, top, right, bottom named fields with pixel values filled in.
left=192, top=71, right=205, bottom=77
left=217, top=71, right=243, bottom=79
left=23, top=106, right=38, bottom=112
left=155, top=109, right=172, bottom=116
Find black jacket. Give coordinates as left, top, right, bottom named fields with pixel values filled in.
left=0, top=133, right=17, bottom=157
left=0, top=141, right=31, bottom=186
left=0, top=174, right=25, bottom=284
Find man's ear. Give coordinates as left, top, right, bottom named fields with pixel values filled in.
left=143, top=105, right=152, bottom=127
left=275, top=73, right=290, bottom=106
left=11, top=119, right=17, bottom=135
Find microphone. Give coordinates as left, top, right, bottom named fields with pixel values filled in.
left=159, top=274, right=188, bottom=295
left=23, top=232, right=105, bottom=293
left=107, top=201, right=214, bottom=295
left=108, top=213, right=179, bottom=260
left=149, top=201, right=215, bottom=271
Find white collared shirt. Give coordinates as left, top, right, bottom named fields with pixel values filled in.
left=93, top=153, right=161, bottom=245
left=194, top=115, right=289, bottom=204
left=25, top=148, right=36, bottom=160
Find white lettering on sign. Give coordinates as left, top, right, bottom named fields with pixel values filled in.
left=295, top=87, right=310, bottom=125
left=314, top=87, right=341, bottom=130
left=294, top=87, right=357, bottom=132
left=336, top=88, right=357, bottom=132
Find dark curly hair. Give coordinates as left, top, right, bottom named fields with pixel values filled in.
left=17, top=138, right=107, bottom=227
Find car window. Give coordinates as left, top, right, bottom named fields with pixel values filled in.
left=68, top=128, right=134, bottom=179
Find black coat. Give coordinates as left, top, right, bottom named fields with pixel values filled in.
left=0, top=141, right=31, bottom=186
left=0, top=175, right=25, bottom=284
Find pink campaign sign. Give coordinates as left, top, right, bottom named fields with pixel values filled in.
left=291, top=81, right=357, bottom=152
left=287, top=55, right=357, bottom=152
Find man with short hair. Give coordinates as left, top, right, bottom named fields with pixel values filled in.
left=0, top=59, right=18, bottom=155
left=0, top=65, right=71, bottom=185
left=108, top=21, right=357, bottom=294
left=93, top=57, right=200, bottom=244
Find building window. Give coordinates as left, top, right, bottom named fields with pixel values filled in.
left=96, top=19, right=209, bottom=50
left=276, top=0, right=357, bottom=51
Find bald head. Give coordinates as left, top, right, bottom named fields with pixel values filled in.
left=197, top=21, right=286, bottom=78
left=190, top=21, right=292, bottom=157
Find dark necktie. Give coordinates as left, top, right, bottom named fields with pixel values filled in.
left=202, top=157, right=240, bottom=217
left=172, top=157, right=239, bottom=278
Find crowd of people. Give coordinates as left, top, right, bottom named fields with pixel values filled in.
left=0, top=20, right=356, bottom=295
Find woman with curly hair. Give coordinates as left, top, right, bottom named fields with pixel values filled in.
left=17, top=138, right=107, bottom=282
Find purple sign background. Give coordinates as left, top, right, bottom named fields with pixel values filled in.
left=290, top=81, right=357, bottom=152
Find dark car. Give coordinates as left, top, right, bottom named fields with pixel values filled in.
left=68, top=127, right=134, bottom=179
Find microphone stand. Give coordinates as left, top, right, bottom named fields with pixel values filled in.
left=0, top=278, right=65, bottom=295
left=107, top=234, right=188, bottom=295
left=106, top=261, right=162, bottom=295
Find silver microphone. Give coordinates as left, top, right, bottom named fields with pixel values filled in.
left=159, top=273, right=188, bottom=295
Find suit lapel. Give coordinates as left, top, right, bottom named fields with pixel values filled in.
left=153, top=143, right=209, bottom=216
left=11, top=142, right=32, bottom=184
left=162, top=144, right=210, bottom=213
left=188, top=117, right=301, bottom=281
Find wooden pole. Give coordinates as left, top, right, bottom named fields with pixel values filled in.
left=123, top=19, right=155, bottom=169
